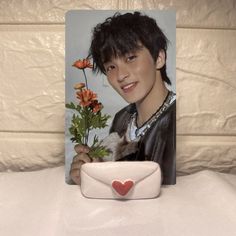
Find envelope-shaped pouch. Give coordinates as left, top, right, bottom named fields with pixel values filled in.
left=80, top=161, right=161, bottom=199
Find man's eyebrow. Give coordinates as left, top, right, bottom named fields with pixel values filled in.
left=103, top=60, right=112, bottom=65
left=125, top=47, right=143, bottom=55
left=103, top=56, right=117, bottom=64
left=102, top=47, right=143, bottom=64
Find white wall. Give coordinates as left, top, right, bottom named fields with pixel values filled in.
left=0, top=0, right=235, bottom=176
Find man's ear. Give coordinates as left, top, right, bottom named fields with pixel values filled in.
left=155, top=50, right=166, bottom=70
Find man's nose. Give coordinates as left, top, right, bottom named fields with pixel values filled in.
left=117, top=65, right=129, bottom=82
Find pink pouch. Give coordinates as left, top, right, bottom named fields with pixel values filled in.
left=80, top=161, right=161, bottom=200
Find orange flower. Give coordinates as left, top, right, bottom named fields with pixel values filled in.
left=76, top=89, right=97, bottom=107
left=73, top=59, right=93, bottom=69
left=90, top=100, right=103, bottom=113
left=74, top=83, right=85, bottom=90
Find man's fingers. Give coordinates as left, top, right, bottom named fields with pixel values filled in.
left=70, top=153, right=91, bottom=185
left=93, top=157, right=103, bottom=162
left=70, top=151, right=92, bottom=185
left=70, top=160, right=84, bottom=185
left=69, top=168, right=81, bottom=185
left=71, top=160, right=84, bottom=170
left=74, top=144, right=89, bottom=154
left=73, top=153, right=91, bottom=163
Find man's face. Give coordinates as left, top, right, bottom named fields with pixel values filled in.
left=103, top=46, right=157, bottom=104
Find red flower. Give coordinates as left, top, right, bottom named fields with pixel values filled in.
left=76, top=89, right=97, bottom=107
left=73, top=59, right=93, bottom=69
left=90, top=100, right=103, bottom=113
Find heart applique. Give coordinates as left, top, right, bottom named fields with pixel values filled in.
left=112, top=180, right=134, bottom=196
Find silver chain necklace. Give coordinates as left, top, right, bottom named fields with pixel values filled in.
left=126, top=91, right=175, bottom=141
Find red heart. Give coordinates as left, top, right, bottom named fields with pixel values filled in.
left=112, top=180, right=134, bottom=196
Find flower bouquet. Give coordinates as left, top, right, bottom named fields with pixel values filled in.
left=66, top=58, right=111, bottom=159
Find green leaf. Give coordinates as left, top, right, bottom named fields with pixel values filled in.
left=89, top=145, right=111, bottom=159
left=87, top=135, right=111, bottom=159
left=66, top=99, right=111, bottom=149
left=65, top=102, right=76, bottom=109
left=68, top=113, right=89, bottom=145
left=76, top=105, right=81, bottom=112
left=89, top=112, right=111, bottom=129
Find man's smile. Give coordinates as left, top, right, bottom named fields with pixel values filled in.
left=121, top=82, right=138, bottom=93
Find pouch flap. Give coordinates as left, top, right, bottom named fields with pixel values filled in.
left=81, top=161, right=160, bottom=186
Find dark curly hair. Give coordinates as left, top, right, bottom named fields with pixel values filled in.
left=89, top=11, right=171, bottom=85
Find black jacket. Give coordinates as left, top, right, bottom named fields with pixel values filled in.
left=109, top=101, right=176, bottom=185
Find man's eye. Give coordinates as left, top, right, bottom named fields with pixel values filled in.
left=106, top=65, right=115, bottom=72
left=126, top=55, right=137, bottom=62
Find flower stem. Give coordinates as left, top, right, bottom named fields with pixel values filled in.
left=82, top=69, right=88, bottom=89
left=84, top=107, right=89, bottom=145
left=86, top=128, right=90, bottom=144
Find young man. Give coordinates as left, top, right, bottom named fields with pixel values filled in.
left=70, top=11, right=176, bottom=185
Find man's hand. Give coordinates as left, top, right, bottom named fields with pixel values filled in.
left=70, top=145, right=91, bottom=185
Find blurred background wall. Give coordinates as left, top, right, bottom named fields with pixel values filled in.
left=0, top=0, right=235, bottom=175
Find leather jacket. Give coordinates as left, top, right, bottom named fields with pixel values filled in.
left=109, top=101, right=176, bottom=185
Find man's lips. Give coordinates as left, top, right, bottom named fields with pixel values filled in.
left=121, top=82, right=138, bottom=93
